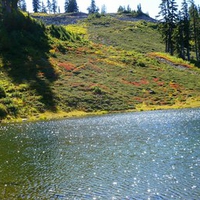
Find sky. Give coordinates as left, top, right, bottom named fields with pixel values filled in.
left=26, top=0, right=184, bottom=18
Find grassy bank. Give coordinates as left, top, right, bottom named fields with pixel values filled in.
left=0, top=12, right=200, bottom=122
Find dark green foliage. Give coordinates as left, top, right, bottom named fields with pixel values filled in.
left=18, top=0, right=27, bottom=11
left=189, top=0, right=200, bottom=61
left=0, top=11, right=47, bottom=52
left=158, top=0, right=200, bottom=62
left=117, top=6, right=125, bottom=13
left=0, top=10, right=58, bottom=118
left=49, top=25, right=77, bottom=41
left=32, top=0, right=40, bottom=12
left=87, top=0, right=99, bottom=14
left=1, top=0, right=19, bottom=13
left=41, top=1, right=47, bottom=13
left=65, top=0, right=78, bottom=13
left=0, top=86, right=6, bottom=98
left=52, top=0, right=57, bottom=13
left=46, top=0, right=52, bottom=13
left=0, top=104, right=7, bottom=118
left=158, top=0, right=178, bottom=55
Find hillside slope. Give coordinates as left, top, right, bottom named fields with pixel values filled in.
left=0, top=13, right=200, bottom=122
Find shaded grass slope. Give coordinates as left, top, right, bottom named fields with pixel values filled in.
left=0, top=13, right=200, bottom=122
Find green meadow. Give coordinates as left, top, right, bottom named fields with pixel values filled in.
left=0, top=12, right=200, bottom=122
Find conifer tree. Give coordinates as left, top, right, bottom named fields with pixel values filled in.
left=32, top=0, right=40, bottom=12
left=126, top=5, right=131, bottom=13
left=189, top=0, right=200, bottom=60
left=158, top=0, right=178, bottom=55
left=173, top=11, right=185, bottom=59
left=87, top=0, right=99, bottom=14
left=65, top=0, right=78, bottom=13
left=137, top=3, right=142, bottom=14
left=18, top=0, right=26, bottom=11
left=101, top=4, right=106, bottom=14
left=181, top=0, right=190, bottom=60
left=46, top=0, right=51, bottom=13
left=51, top=0, right=57, bottom=13
left=117, top=6, right=124, bottom=13
left=1, top=0, right=20, bottom=12
left=64, top=0, right=69, bottom=12
left=41, top=1, right=46, bottom=12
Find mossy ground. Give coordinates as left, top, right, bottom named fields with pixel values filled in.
left=0, top=13, right=200, bottom=122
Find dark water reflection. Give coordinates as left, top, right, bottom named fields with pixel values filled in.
left=0, top=109, right=200, bottom=199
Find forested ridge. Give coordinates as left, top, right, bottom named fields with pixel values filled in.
left=0, top=0, right=200, bottom=122
left=158, top=0, right=200, bottom=62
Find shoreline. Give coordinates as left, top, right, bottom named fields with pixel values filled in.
left=1, top=98, right=200, bottom=124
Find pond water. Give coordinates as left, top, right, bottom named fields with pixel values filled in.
left=0, top=109, right=200, bottom=199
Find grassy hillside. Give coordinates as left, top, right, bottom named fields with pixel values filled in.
left=0, top=12, right=200, bottom=122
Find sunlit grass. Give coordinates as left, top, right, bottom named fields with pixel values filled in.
left=1, top=13, right=200, bottom=122
left=148, top=52, right=196, bottom=69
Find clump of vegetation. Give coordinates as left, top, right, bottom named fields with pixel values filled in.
left=0, top=103, right=7, bottom=118
left=48, top=25, right=82, bottom=41
left=0, top=85, right=6, bottom=98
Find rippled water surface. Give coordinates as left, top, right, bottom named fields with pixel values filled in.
left=0, top=109, right=200, bottom=199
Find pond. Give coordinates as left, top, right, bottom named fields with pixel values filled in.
left=0, top=109, right=200, bottom=199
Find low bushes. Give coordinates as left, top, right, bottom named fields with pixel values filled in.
left=0, top=103, right=7, bottom=118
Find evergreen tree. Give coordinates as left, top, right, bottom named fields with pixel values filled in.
left=158, top=0, right=178, bottom=55
left=64, top=0, right=69, bottom=12
left=101, top=4, right=106, bottom=14
left=41, top=1, right=46, bottom=12
left=46, top=0, right=51, bottom=13
left=18, top=0, right=27, bottom=11
left=158, top=0, right=171, bottom=53
left=32, top=0, right=40, bottom=12
left=173, top=11, right=185, bottom=59
left=126, top=5, right=131, bottom=13
left=181, top=0, right=190, bottom=60
left=189, top=0, right=200, bottom=60
left=137, top=3, right=142, bottom=14
left=51, top=0, right=57, bottom=13
left=1, top=0, right=19, bottom=12
left=65, top=0, right=78, bottom=13
left=87, top=0, right=99, bottom=14
left=117, top=5, right=124, bottom=13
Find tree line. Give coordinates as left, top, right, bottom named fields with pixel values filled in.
left=17, top=0, right=101, bottom=14
left=158, top=0, right=200, bottom=61
left=0, top=0, right=101, bottom=14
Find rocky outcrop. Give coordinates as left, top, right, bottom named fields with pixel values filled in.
left=31, top=12, right=88, bottom=25
left=31, top=12, right=157, bottom=26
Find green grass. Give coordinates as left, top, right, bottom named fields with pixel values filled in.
left=85, top=15, right=164, bottom=53
left=0, top=12, right=200, bottom=122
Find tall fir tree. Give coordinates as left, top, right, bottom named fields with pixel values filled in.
left=158, top=0, right=178, bottom=55
left=181, top=0, right=190, bottom=60
left=173, top=11, right=185, bottom=59
left=1, top=0, right=19, bottom=12
left=51, top=0, right=57, bottom=14
left=32, top=0, right=40, bottom=12
left=117, top=6, right=124, bottom=13
left=46, top=0, right=51, bottom=13
left=64, top=0, right=69, bottom=12
left=87, top=0, right=99, bottom=14
left=41, top=1, right=46, bottom=12
left=189, top=0, right=200, bottom=60
left=101, top=4, right=106, bottom=14
left=18, top=0, right=26, bottom=11
left=65, top=0, right=78, bottom=13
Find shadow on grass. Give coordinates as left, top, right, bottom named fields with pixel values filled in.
left=0, top=11, right=58, bottom=111
left=190, top=59, right=200, bottom=68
